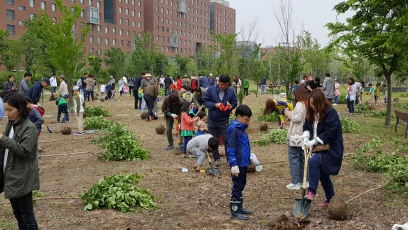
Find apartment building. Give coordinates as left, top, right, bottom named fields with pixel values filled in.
left=1, top=0, right=235, bottom=58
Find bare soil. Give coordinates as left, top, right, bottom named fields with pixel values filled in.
left=0, top=93, right=407, bottom=230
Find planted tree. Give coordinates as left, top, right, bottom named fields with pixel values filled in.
left=104, top=47, right=125, bottom=77
left=327, top=0, right=408, bottom=126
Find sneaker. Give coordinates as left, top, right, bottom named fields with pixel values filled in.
left=214, top=159, right=221, bottom=167
left=74, top=132, right=84, bottom=135
left=304, top=190, right=315, bottom=201
left=181, top=154, right=188, bottom=158
left=57, top=121, right=60, bottom=123
left=166, top=145, right=174, bottom=150
left=286, top=183, right=301, bottom=190
left=37, top=147, right=42, bottom=152
left=317, top=201, right=330, bottom=208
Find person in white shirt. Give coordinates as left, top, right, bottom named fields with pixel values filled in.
left=159, top=75, right=165, bottom=89
left=100, top=84, right=106, bottom=99
left=50, top=73, right=58, bottom=94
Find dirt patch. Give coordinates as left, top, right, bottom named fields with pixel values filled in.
left=0, top=94, right=407, bottom=229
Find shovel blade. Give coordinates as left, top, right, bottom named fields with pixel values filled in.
left=206, top=167, right=221, bottom=176
left=293, top=198, right=311, bottom=217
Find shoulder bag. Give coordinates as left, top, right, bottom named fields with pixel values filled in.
left=289, top=134, right=304, bottom=147
left=312, top=143, right=330, bottom=153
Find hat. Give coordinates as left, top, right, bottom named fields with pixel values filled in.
left=63, top=94, right=69, bottom=99
left=210, top=73, right=213, bottom=76
left=42, top=78, right=50, bottom=85
left=73, top=86, right=80, bottom=91
left=110, top=75, right=113, bottom=79
left=145, top=73, right=152, bottom=77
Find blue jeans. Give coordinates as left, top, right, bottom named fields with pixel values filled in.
left=82, top=88, right=87, bottom=99
left=334, top=96, right=339, bottom=104
left=308, top=153, right=335, bottom=202
left=57, top=104, right=69, bottom=122
left=141, top=97, right=146, bottom=112
left=288, top=145, right=305, bottom=184
left=51, top=86, right=57, bottom=93
left=231, top=166, right=247, bottom=199
left=182, top=136, right=193, bottom=155
left=347, top=100, right=355, bottom=113
left=9, top=191, right=38, bottom=230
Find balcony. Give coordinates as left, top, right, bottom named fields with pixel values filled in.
left=86, top=7, right=99, bottom=24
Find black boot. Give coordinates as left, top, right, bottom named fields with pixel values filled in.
left=239, top=197, right=252, bottom=214
left=230, top=199, right=248, bottom=220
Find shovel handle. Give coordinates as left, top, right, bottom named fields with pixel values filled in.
left=302, top=146, right=311, bottom=189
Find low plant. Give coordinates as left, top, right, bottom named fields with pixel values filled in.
left=84, top=116, right=113, bottom=130
left=354, top=103, right=372, bottom=114
left=253, top=129, right=287, bottom=146
left=340, top=117, right=360, bottom=133
left=84, top=106, right=110, bottom=117
left=393, top=101, right=408, bottom=110
left=257, top=105, right=279, bottom=122
left=337, top=95, right=347, bottom=104
left=93, top=123, right=150, bottom=161
left=159, top=87, right=165, bottom=96
left=82, top=173, right=157, bottom=212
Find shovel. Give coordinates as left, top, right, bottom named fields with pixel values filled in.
left=205, top=153, right=220, bottom=176
left=293, top=146, right=312, bottom=218
left=173, top=118, right=181, bottom=144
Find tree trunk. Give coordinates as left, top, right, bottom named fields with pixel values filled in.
left=384, top=73, right=392, bottom=126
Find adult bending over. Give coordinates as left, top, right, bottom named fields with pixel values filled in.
left=204, top=74, right=237, bottom=166
left=263, top=99, right=294, bottom=129
left=302, top=89, right=344, bottom=207
left=161, top=93, right=184, bottom=150
left=284, top=86, right=308, bottom=190
left=0, top=94, right=40, bottom=229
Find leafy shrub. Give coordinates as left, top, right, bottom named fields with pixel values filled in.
left=82, top=173, right=157, bottom=212
left=84, top=116, right=113, bottom=130
left=253, top=129, right=287, bottom=146
left=393, top=101, right=408, bottom=110
left=370, top=110, right=391, bottom=118
left=93, top=123, right=150, bottom=161
left=159, top=87, right=165, bottom=96
left=340, top=117, right=360, bottom=133
left=84, top=106, right=110, bottom=117
left=257, top=105, right=279, bottom=122
left=337, top=95, right=347, bottom=104
left=354, top=103, right=372, bottom=114
left=353, top=138, right=408, bottom=193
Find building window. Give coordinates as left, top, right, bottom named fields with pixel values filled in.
left=89, top=0, right=92, bottom=6
left=51, top=3, right=56, bottom=11
left=132, top=0, right=135, bottom=5
left=40, top=1, right=46, bottom=9
left=6, top=10, right=15, bottom=20
left=89, top=48, right=94, bottom=54
left=80, top=0, right=83, bottom=3
left=105, top=26, right=108, bottom=33
left=126, top=8, right=129, bottom=15
left=7, top=0, right=14, bottom=4
left=81, top=10, right=84, bottom=16
left=18, top=6, right=26, bottom=11
left=132, top=10, right=135, bottom=16
left=120, top=40, right=123, bottom=46
left=126, top=19, right=129, bottom=25
left=138, top=1, right=141, bottom=7
left=105, top=38, right=109, bottom=45
left=120, top=29, right=123, bottom=35
left=156, top=26, right=159, bottom=31
left=97, top=25, right=101, bottom=31
left=30, top=13, right=35, bottom=20
left=18, top=21, right=24, bottom=25
left=138, top=11, right=141, bottom=17
left=156, top=6, right=159, bottom=12
left=156, top=35, right=159, bottom=41
left=138, top=22, right=142, bottom=27
left=119, top=7, right=122, bottom=13
left=119, top=18, right=122, bottom=24
left=126, top=0, right=128, bottom=3
left=97, top=1, right=100, bottom=8
left=29, top=0, right=35, bottom=7
left=97, top=36, right=101, bottom=44
left=112, top=39, right=116, bottom=46
left=132, top=21, right=135, bottom=27
left=112, top=28, right=116, bottom=34
left=7, top=25, right=15, bottom=35
left=90, top=36, right=93, bottom=43
left=126, top=30, right=129, bottom=36
left=156, top=16, right=159, bottom=21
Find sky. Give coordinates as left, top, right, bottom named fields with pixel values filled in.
left=228, top=0, right=354, bottom=48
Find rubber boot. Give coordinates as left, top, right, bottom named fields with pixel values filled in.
left=230, top=199, right=248, bottom=220
left=239, top=197, right=252, bottom=214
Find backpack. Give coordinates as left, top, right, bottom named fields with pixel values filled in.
left=32, top=105, right=45, bottom=117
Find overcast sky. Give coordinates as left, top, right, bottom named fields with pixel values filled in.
left=228, top=0, right=354, bottom=48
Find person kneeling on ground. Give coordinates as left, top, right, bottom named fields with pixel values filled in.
left=227, top=104, right=253, bottom=220
left=187, top=134, right=219, bottom=171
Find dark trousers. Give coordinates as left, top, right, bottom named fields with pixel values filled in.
left=133, top=90, right=141, bottom=109
left=166, top=117, right=181, bottom=147
left=82, top=88, right=87, bottom=99
left=165, top=85, right=170, bottom=95
left=87, top=90, right=94, bottom=101
left=57, top=104, right=69, bottom=122
left=51, top=86, right=57, bottom=93
left=182, top=136, right=193, bottom=155
left=129, top=87, right=134, bottom=95
left=347, top=100, right=355, bottom=113
left=9, top=191, right=38, bottom=230
left=231, top=166, right=247, bottom=199
left=327, top=98, right=333, bottom=104
left=308, top=153, right=335, bottom=202
left=208, top=118, right=228, bottom=160
left=244, top=88, right=248, bottom=96
left=144, top=94, right=155, bottom=119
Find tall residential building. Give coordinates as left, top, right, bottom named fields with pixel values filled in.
left=1, top=0, right=235, bottom=58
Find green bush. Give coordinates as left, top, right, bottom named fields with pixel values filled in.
left=340, top=117, right=360, bottom=133
left=354, top=103, right=372, bottom=114
left=257, top=105, right=279, bottom=122
left=337, top=95, right=347, bottom=104
left=252, top=129, right=287, bottom=146
left=84, top=116, right=113, bottom=130
left=84, top=106, right=110, bottom=117
left=93, top=123, right=150, bottom=161
left=393, top=101, right=408, bottom=110
left=82, top=173, right=157, bottom=212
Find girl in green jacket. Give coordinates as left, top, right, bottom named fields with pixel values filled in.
left=0, top=93, right=39, bottom=229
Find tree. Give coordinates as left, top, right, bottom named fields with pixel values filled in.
left=326, top=0, right=408, bottom=126
left=152, top=52, right=168, bottom=76
left=185, top=61, right=197, bottom=76
left=26, top=0, right=90, bottom=98
left=129, top=31, right=159, bottom=74
left=104, top=47, right=125, bottom=77
left=87, top=55, right=103, bottom=78
left=1, top=39, right=24, bottom=72
left=20, top=31, right=50, bottom=74
left=174, top=54, right=190, bottom=76
left=209, top=32, right=239, bottom=76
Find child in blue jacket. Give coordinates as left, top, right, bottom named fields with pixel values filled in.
left=227, top=104, right=252, bottom=220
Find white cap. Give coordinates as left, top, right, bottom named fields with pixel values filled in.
left=210, top=73, right=213, bottom=76
left=73, top=86, right=80, bottom=91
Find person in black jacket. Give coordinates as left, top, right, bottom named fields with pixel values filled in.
left=133, top=73, right=144, bottom=110
left=164, top=75, right=173, bottom=95
left=27, top=78, right=50, bottom=105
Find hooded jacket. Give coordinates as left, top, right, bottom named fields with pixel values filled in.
left=322, top=77, right=335, bottom=99
left=27, top=81, right=43, bottom=104
left=0, top=117, right=39, bottom=199
left=226, top=119, right=251, bottom=167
